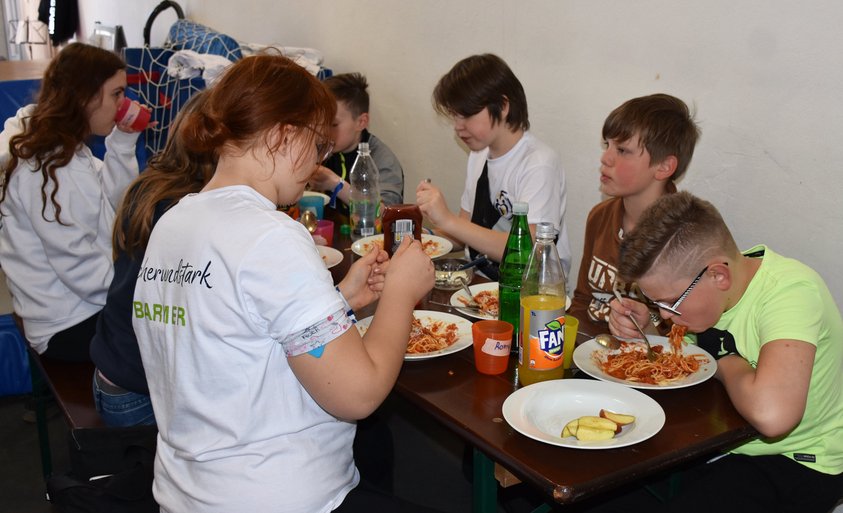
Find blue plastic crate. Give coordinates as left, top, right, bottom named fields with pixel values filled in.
left=0, top=314, right=32, bottom=395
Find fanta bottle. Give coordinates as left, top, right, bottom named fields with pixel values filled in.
left=518, top=222, right=567, bottom=386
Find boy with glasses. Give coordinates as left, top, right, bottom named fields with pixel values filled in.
left=605, top=191, right=843, bottom=513
left=568, top=93, right=700, bottom=337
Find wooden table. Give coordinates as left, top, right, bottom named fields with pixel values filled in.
left=325, top=215, right=757, bottom=511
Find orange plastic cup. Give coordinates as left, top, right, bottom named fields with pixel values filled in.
left=472, top=320, right=513, bottom=375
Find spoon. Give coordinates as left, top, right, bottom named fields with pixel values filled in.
left=612, top=289, right=657, bottom=362
left=300, top=209, right=318, bottom=233
left=594, top=333, right=621, bottom=350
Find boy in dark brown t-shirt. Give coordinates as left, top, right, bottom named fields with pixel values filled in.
left=568, top=94, right=700, bottom=338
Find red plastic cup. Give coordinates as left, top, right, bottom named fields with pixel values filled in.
left=472, top=320, right=513, bottom=375
left=115, top=97, right=151, bottom=131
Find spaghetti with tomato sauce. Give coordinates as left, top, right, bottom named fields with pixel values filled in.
left=407, top=317, right=460, bottom=354
left=592, top=324, right=708, bottom=385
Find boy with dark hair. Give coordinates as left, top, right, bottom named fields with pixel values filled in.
left=417, top=53, right=570, bottom=280
left=308, top=72, right=404, bottom=214
left=606, top=191, right=843, bottom=513
left=569, top=93, right=700, bottom=337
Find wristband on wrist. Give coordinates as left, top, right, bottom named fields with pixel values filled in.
left=329, top=180, right=344, bottom=208
left=335, top=286, right=357, bottom=323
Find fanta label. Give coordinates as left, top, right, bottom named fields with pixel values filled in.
left=527, top=310, right=565, bottom=370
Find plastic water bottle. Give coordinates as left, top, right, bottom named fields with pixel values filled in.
left=499, top=202, right=532, bottom=353
left=348, top=142, right=381, bottom=241
left=518, top=222, right=567, bottom=386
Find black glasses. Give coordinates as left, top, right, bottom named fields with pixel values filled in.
left=316, top=139, right=334, bottom=163
left=645, top=265, right=709, bottom=316
left=303, top=126, right=334, bottom=163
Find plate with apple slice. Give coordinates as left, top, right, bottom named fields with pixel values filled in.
left=502, top=379, right=665, bottom=449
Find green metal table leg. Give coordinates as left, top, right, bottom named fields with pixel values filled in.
left=28, top=352, right=52, bottom=479
left=472, top=448, right=497, bottom=513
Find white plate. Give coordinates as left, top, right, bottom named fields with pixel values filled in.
left=351, top=234, right=453, bottom=259
left=572, top=335, right=717, bottom=390
left=450, top=286, right=572, bottom=321
left=317, top=246, right=343, bottom=269
left=303, top=191, right=330, bottom=206
left=356, top=310, right=472, bottom=361
left=502, top=379, right=665, bottom=449
left=449, top=282, right=499, bottom=320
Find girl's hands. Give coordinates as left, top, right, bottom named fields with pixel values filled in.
left=384, top=236, right=434, bottom=307
left=337, top=246, right=386, bottom=310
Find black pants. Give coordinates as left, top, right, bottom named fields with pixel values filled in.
left=41, top=312, right=99, bottom=362
left=555, top=453, right=843, bottom=513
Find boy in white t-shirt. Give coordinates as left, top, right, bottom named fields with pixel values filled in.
left=416, top=53, right=571, bottom=280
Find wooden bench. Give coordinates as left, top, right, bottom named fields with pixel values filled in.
left=14, top=313, right=108, bottom=479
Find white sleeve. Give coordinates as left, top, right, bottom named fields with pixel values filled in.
left=100, top=128, right=141, bottom=210
left=239, top=226, right=346, bottom=346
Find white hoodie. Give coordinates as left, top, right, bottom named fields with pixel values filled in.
left=0, top=105, right=139, bottom=353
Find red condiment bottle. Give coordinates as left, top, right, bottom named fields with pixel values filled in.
left=381, top=204, right=423, bottom=257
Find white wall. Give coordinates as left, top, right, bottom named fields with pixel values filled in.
left=78, top=0, right=843, bottom=307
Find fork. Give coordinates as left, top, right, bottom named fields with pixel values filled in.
left=612, top=290, right=657, bottom=362
left=457, top=277, right=481, bottom=309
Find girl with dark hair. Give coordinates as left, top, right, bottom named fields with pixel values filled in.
left=90, top=90, right=215, bottom=427
left=0, top=42, right=147, bottom=362
left=132, top=54, right=435, bottom=512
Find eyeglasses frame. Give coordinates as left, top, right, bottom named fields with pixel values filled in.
left=646, top=265, right=709, bottom=316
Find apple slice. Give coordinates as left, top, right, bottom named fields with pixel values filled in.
left=561, top=418, right=579, bottom=438
left=575, top=425, right=616, bottom=441
left=577, top=415, right=619, bottom=433
left=600, top=409, right=636, bottom=426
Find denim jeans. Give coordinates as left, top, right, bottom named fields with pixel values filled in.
left=92, top=370, right=156, bottom=427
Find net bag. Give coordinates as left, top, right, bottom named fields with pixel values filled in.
left=122, top=1, right=241, bottom=163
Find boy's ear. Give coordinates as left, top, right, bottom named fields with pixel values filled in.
left=654, top=155, right=678, bottom=180
left=709, top=262, right=732, bottom=291
left=354, top=112, right=370, bottom=131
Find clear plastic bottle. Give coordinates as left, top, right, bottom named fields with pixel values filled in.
left=518, top=222, right=567, bottom=386
left=348, top=142, right=381, bottom=241
left=498, top=202, right=533, bottom=353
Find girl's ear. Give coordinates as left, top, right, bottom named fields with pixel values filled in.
left=269, top=124, right=290, bottom=155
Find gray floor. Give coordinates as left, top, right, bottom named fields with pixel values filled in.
left=0, top=395, right=67, bottom=513
left=0, top=389, right=489, bottom=512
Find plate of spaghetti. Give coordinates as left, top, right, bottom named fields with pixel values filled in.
left=351, top=234, right=453, bottom=259
left=356, top=310, right=472, bottom=360
left=573, top=327, right=716, bottom=389
left=449, top=282, right=500, bottom=320
left=502, top=379, right=665, bottom=449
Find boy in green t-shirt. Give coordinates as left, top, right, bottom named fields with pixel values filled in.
left=607, top=191, right=843, bottom=512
